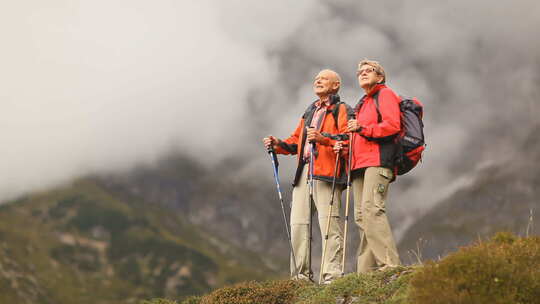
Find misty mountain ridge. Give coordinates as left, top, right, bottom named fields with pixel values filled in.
left=99, top=154, right=292, bottom=268
left=97, top=123, right=540, bottom=275
left=1, top=123, right=539, bottom=302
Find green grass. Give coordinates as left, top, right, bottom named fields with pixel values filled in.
left=292, top=266, right=414, bottom=304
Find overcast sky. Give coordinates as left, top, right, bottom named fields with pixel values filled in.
left=1, top=0, right=539, bottom=234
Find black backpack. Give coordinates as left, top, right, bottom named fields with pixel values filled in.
left=394, top=96, right=425, bottom=175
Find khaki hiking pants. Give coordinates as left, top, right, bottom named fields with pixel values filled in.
left=352, top=167, right=400, bottom=273
left=290, top=165, right=343, bottom=283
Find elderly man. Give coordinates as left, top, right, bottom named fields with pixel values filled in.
left=335, top=60, right=401, bottom=273
left=263, top=69, right=349, bottom=283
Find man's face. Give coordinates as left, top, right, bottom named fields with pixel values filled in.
left=357, top=64, right=383, bottom=89
left=313, top=70, right=339, bottom=97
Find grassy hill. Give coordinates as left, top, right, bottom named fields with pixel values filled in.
left=0, top=179, right=278, bottom=304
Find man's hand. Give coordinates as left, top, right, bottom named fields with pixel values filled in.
left=347, top=119, right=362, bottom=132
left=263, top=135, right=279, bottom=150
left=306, top=127, right=324, bottom=143
left=333, top=141, right=345, bottom=154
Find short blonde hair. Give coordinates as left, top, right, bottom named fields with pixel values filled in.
left=358, top=59, right=386, bottom=84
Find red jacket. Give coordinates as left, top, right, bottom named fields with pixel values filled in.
left=275, top=96, right=349, bottom=186
left=351, top=84, right=401, bottom=171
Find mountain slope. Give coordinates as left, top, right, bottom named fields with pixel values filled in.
left=0, top=179, right=276, bottom=304
left=99, top=154, right=293, bottom=271
left=398, top=126, right=540, bottom=262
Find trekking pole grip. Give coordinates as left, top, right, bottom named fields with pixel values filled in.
left=267, top=145, right=279, bottom=168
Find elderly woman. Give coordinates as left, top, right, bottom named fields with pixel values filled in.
left=337, top=59, right=401, bottom=273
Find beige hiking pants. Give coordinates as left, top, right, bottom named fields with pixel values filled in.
left=352, top=167, right=400, bottom=273
left=290, top=165, right=343, bottom=283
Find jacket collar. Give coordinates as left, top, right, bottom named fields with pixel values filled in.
left=315, top=94, right=340, bottom=108
left=366, top=84, right=386, bottom=97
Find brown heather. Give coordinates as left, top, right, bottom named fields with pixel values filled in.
left=197, top=280, right=307, bottom=304
left=409, top=232, right=540, bottom=304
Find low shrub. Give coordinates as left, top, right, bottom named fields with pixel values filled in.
left=409, top=232, right=540, bottom=304
left=181, top=296, right=202, bottom=304
left=141, top=299, right=177, bottom=304
left=197, top=279, right=307, bottom=304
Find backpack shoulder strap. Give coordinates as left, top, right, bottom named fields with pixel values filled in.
left=354, top=95, right=367, bottom=113
left=372, top=91, right=383, bottom=123
left=331, top=102, right=349, bottom=129
left=304, top=95, right=350, bottom=130
left=302, top=102, right=317, bottom=126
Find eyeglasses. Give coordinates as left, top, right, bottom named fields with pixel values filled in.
left=356, top=67, right=376, bottom=77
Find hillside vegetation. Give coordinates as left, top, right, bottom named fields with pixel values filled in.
left=145, top=232, right=540, bottom=304
left=0, top=179, right=277, bottom=304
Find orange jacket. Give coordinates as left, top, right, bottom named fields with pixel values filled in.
left=274, top=96, right=350, bottom=186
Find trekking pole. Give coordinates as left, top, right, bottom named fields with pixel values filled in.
left=319, top=152, right=340, bottom=284
left=267, top=146, right=299, bottom=279
left=341, top=120, right=355, bottom=276
left=308, top=142, right=315, bottom=281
